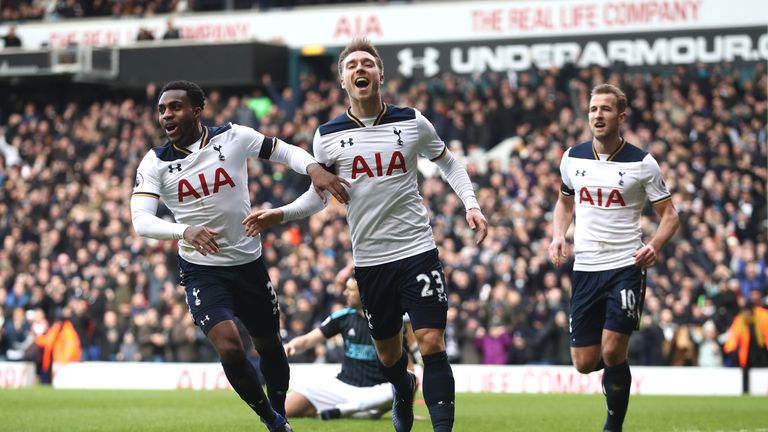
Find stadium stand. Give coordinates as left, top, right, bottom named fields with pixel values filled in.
left=0, top=60, right=765, bottom=379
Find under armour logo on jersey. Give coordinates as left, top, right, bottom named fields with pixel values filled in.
left=575, top=170, right=586, bottom=176
left=393, top=127, right=403, bottom=146
left=200, top=314, right=210, bottom=326
left=364, top=309, right=373, bottom=330
left=397, top=47, right=440, bottom=78
left=192, top=288, right=201, bottom=306
left=213, top=145, right=225, bottom=161
left=618, top=170, right=625, bottom=186
left=168, top=163, right=182, bottom=173
left=341, top=138, right=354, bottom=148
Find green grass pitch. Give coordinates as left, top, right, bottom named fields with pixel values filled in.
left=1, top=388, right=766, bottom=431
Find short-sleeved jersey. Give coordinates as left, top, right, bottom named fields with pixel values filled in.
left=559, top=140, right=671, bottom=271
left=313, top=104, right=445, bottom=266
left=319, top=307, right=387, bottom=387
left=132, top=123, right=275, bottom=266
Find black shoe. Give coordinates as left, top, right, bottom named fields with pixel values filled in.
left=320, top=408, right=342, bottom=420
left=392, top=372, right=416, bottom=432
left=262, top=412, right=292, bottom=432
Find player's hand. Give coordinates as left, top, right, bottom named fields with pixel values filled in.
left=183, top=226, right=219, bottom=256
left=335, top=261, right=355, bottom=286
left=466, top=208, right=488, bottom=245
left=242, top=208, right=284, bottom=236
left=307, top=163, right=351, bottom=204
left=633, top=244, right=657, bottom=268
left=549, top=237, right=567, bottom=267
left=283, top=342, right=297, bottom=357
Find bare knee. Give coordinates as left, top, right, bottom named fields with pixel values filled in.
left=373, top=333, right=405, bottom=366
left=377, top=347, right=403, bottom=366
left=601, top=331, right=629, bottom=366
left=208, top=321, right=246, bottom=363
left=216, top=339, right=246, bottom=363
left=415, top=328, right=445, bottom=356
left=571, top=346, right=601, bottom=374
left=573, top=360, right=595, bottom=374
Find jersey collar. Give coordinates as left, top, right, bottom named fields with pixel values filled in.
left=345, top=102, right=387, bottom=128
left=591, top=137, right=626, bottom=161
left=171, top=126, right=210, bottom=155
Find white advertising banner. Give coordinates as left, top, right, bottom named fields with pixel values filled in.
left=1, top=0, right=766, bottom=50
left=52, top=362, right=750, bottom=396
left=750, top=368, right=768, bottom=396
left=0, top=362, right=36, bottom=388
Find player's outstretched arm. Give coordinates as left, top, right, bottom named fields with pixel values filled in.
left=242, top=185, right=327, bottom=235
left=634, top=199, right=679, bottom=268
left=284, top=328, right=326, bottom=357
left=549, top=194, right=575, bottom=267
left=268, top=138, right=350, bottom=204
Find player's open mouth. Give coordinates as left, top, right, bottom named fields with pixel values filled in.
left=165, top=124, right=179, bottom=134
left=354, top=77, right=370, bottom=89
left=594, top=122, right=606, bottom=129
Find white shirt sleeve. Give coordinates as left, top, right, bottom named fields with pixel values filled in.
left=131, top=195, right=188, bottom=239
left=432, top=150, right=480, bottom=211
left=642, top=154, right=672, bottom=203
left=131, top=151, right=188, bottom=239
left=559, top=148, right=574, bottom=196
left=269, top=138, right=317, bottom=175
left=414, top=109, right=449, bottom=161
left=238, top=123, right=316, bottom=174
left=278, top=129, right=331, bottom=222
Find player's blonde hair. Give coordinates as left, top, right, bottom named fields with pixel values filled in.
left=337, top=36, right=384, bottom=78
left=590, top=84, right=628, bottom=113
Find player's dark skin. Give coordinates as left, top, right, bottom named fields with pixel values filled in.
left=157, top=89, right=351, bottom=361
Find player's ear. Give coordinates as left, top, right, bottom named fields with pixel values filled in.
left=618, top=111, right=627, bottom=123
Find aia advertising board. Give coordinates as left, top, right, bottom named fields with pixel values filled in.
left=377, top=27, right=768, bottom=79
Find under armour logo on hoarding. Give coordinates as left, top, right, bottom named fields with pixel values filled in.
left=397, top=47, right=440, bottom=78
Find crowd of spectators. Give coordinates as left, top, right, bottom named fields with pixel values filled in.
left=0, top=61, right=766, bottom=380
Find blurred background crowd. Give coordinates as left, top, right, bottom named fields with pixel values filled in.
left=0, top=58, right=766, bottom=380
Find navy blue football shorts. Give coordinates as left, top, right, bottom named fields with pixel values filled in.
left=354, top=248, right=448, bottom=340
left=569, top=264, right=646, bottom=347
left=178, top=256, right=279, bottom=337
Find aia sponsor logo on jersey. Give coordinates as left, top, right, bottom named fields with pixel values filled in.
left=177, top=167, right=235, bottom=202
left=351, top=151, right=406, bottom=179
left=578, top=187, right=626, bottom=208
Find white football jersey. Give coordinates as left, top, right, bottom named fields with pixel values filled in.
left=133, top=123, right=274, bottom=266
left=313, top=104, right=445, bottom=266
left=560, top=139, right=671, bottom=271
